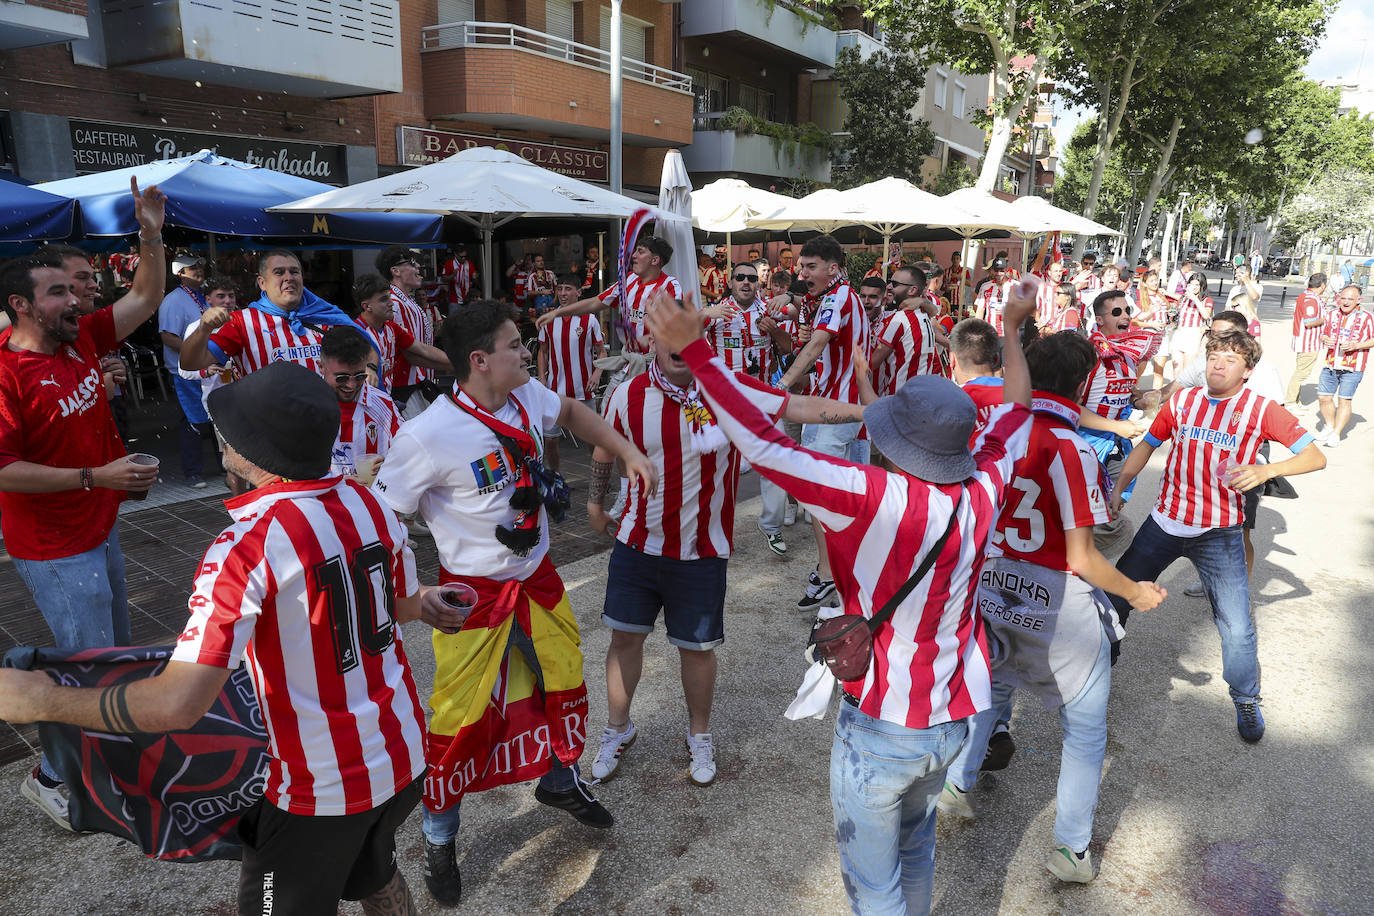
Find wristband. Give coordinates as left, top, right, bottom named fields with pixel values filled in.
left=138, top=234, right=163, bottom=246
left=81, top=467, right=93, bottom=490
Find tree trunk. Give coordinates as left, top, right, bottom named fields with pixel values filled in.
left=1126, top=116, right=1181, bottom=264
left=975, top=40, right=1051, bottom=193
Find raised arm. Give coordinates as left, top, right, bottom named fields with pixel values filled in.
left=403, top=340, right=454, bottom=373
left=111, top=178, right=168, bottom=341
left=0, top=660, right=229, bottom=734
left=777, top=328, right=832, bottom=390
left=178, top=305, right=233, bottom=371
left=535, top=294, right=606, bottom=328
left=1000, top=278, right=1037, bottom=408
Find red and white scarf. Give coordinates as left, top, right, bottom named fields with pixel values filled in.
left=648, top=360, right=729, bottom=454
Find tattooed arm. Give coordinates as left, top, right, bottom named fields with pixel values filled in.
left=586, top=447, right=618, bottom=536
left=0, top=661, right=230, bottom=733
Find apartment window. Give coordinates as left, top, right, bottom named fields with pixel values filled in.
left=933, top=70, right=948, bottom=109
left=739, top=84, right=776, bottom=122
left=546, top=0, right=574, bottom=41
left=952, top=82, right=966, bottom=119
left=600, top=9, right=648, bottom=62
left=437, top=0, right=474, bottom=23
left=688, top=68, right=728, bottom=126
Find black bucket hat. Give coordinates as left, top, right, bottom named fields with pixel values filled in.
left=207, top=361, right=341, bottom=481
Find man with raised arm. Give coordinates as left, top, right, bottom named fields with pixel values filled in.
left=0, top=178, right=166, bottom=831
left=645, top=281, right=1038, bottom=916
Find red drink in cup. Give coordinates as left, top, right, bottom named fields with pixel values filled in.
left=440, top=583, right=477, bottom=612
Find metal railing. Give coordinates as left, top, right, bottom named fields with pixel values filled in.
left=835, top=29, right=884, bottom=59
left=421, top=21, right=692, bottom=93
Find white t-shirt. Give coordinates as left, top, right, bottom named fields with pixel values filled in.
left=1175, top=354, right=1284, bottom=404
left=372, top=379, right=564, bottom=580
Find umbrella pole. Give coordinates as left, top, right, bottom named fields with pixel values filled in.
left=882, top=232, right=890, bottom=282
left=207, top=232, right=216, bottom=266
left=597, top=230, right=605, bottom=289
left=726, top=231, right=732, bottom=274
left=482, top=223, right=494, bottom=299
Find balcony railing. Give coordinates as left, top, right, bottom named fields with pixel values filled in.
left=835, top=29, right=884, bottom=60
left=421, top=21, right=692, bottom=93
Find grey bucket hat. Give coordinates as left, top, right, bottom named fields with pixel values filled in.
left=863, top=376, right=977, bottom=484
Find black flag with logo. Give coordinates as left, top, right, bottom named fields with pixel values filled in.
left=3, top=645, right=268, bottom=862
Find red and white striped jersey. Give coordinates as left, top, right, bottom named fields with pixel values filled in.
left=598, top=273, right=684, bottom=355
left=1031, top=272, right=1060, bottom=325
left=511, top=270, right=529, bottom=304
left=209, top=308, right=326, bottom=375
left=974, top=280, right=1014, bottom=334
left=699, top=265, right=726, bottom=302
left=390, top=286, right=435, bottom=388
left=963, top=377, right=1006, bottom=441
left=682, top=339, right=1032, bottom=728
left=1134, top=288, right=1169, bottom=327
left=605, top=369, right=787, bottom=560
left=706, top=295, right=785, bottom=382
left=994, top=393, right=1111, bottom=571
left=354, top=318, right=414, bottom=393
left=1081, top=331, right=1159, bottom=421
left=171, top=477, right=426, bottom=816
left=946, top=266, right=970, bottom=308
left=332, top=386, right=403, bottom=478
left=1146, top=387, right=1312, bottom=534
left=1321, top=307, right=1374, bottom=372
left=1177, top=295, right=1213, bottom=330
left=877, top=308, right=942, bottom=396
left=440, top=257, right=476, bottom=305
left=1291, top=291, right=1326, bottom=353
left=808, top=281, right=870, bottom=403
left=538, top=314, right=605, bottom=400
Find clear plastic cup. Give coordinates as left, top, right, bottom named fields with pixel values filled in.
left=439, top=583, right=477, bottom=612
left=126, top=453, right=159, bottom=501
left=1214, top=456, right=1236, bottom=489
left=354, top=454, right=384, bottom=486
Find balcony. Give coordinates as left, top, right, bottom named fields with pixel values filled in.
left=681, top=0, right=835, bottom=69
left=420, top=22, right=693, bottom=147
left=682, top=116, right=831, bottom=183
left=98, top=0, right=402, bottom=98
left=835, top=29, right=883, bottom=61
left=1, top=0, right=88, bottom=50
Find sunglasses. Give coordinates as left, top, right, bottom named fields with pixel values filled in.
left=1103, top=307, right=1126, bottom=317
left=733, top=274, right=758, bottom=282
left=331, top=371, right=369, bottom=385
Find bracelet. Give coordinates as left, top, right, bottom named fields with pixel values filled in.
left=80, top=467, right=93, bottom=491
left=138, top=234, right=163, bottom=246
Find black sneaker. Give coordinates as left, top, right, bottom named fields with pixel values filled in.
left=534, top=777, right=614, bottom=829
left=981, top=728, right=1016, bottom=771
left=424, top=839, right=462, bottom=906
left=1235, top=700, right=1265, bottom=743
left=797, top=569, right=837, bottom=611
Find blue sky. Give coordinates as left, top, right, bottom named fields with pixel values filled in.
left=1053, top=0, right=1373, bottom=157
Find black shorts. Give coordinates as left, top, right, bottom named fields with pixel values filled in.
left=236, top=776, right=422, bottom=916
left=1243, top=487, right=1260, bottom=530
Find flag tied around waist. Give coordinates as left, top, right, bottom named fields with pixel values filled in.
left=3, top=645, right=269, bottom=862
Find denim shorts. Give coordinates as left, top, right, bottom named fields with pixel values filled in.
left=801, top=419, right=868, bottom=464
left=602, top=541, right=728, bottom=650
left=1317, top=367, right=1364, bottom=399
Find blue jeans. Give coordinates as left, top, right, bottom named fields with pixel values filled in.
left=802, top=420, right=868, bottom=465
left=1110, top=516, right=1259, bottom=702
left=421, top=760, right=579, bottom=844
left=171, top=372, right=212, bottom=478
left=948, top=636, right=1111, bottom=853
left=1317, top=367, right=1363, bottom=399
left=831, top=703, right=968, bottom=916
left=13, top=528, right=130, bottom=781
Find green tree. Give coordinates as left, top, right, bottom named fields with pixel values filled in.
left=1279, top=169, right=1374, bottom=248
left=833, top=45, right=936, bottom=189
left=930, top=160, right=977, bottom=195
left=853, top=0, right=1087, bottom=191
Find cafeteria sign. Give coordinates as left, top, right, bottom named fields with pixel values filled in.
left=399, top=126, right=608, bottom=182
left=69, top=119, right=348, bottom=185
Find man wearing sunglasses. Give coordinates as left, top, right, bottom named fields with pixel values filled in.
left=1077, top=290, right=1159, bottom=515
left=321, top=326, right=401, bottom=485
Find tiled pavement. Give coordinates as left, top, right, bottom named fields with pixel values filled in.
left=0, top=394, right=621, bottom=767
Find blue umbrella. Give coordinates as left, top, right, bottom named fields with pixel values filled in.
left=0, top=182, right=79, bottom=243
left=37, top=150, right=440, bottom=246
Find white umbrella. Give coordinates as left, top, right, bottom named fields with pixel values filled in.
left=1009, top=195, right=1120, bottom=237
left=269, top=147, right=682, bottom=298
left=828, top=177, right=986, bottom=280
left=657, top=150, right=698, bottom=300
left=940, top=188, right=1063, bottom=273
left=690, top=179, right=794, bottom=268
left=746, top=188, right=852, bottom=234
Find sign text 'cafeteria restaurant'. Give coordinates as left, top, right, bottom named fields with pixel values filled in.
left=399, top=127, right=608, bottom=183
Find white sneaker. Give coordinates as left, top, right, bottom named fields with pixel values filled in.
left=783, top=502, right=797, bottom=527
left=686, top=732, right=716, bottom=786
left=1323, top=431, right=1340, bottom=448
left=20, top=768, right=73, bottom=832
left=799, top=506, right=811, bottom=524
left=936, top=780, right=974, bottom=819
left=1046, top=845, right=1095, bottom=883
left=404, top=515, right=433, bottom=539
left=591, top=721, right=637, bottom=781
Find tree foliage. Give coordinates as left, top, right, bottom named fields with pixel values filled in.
left=1279, top=169, right=1374, bottom=247
left=833, top=45, right=935, bottom=189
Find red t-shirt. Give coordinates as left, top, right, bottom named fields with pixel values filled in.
left=0, top=310, right=128, bottom=560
